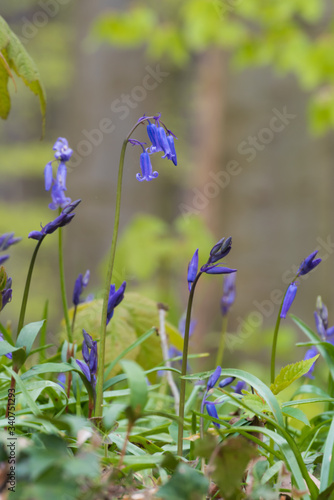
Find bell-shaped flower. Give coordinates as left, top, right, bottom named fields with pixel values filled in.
left=187, top=249, right=199, bottom=291
left=298, top=250, right=321, bottom=276
left=0, top=233, right=22, bottom=251
left=107, top=281, right=126, bottom=325
left=205, top=403, right=220, bottom=428
left=221, top=274, right=236, bottom=316
left=73, top=270, right=90, bottom=306
left=53, top=137, right=73, bottom=162
left=147, top=121, right=162, bottom=153
left=136, top=152, right=159, bottom=182
left=201, top=264, right=237, bottom=275
left=280, top=282, right=298, bottom=319
left=219, top=376, right=235, bottom=389
left=207, top=366, right=222, bottom=390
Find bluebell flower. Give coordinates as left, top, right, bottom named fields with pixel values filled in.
left=146, top=121, right=162, bottom=153
left=1, top=275, right=12, bottom=313
left=166, top=135, right=177, bottom=165
left=57, top=373, right=66, bottom=389
left=201, top=264, right=237, bottom=275
left=205, top=403, right=220, bottom=428
left=0, top=333, right=12, bottom=359
left=76, top=329, right=98, bottom=387
left=221, top=274, right=236, bottom=316
left=76, top=359, right=92, bottom=382
left=187, top=249, right=199, bottom=291
left=207, top=366, right=222, bottom=390
left=73, top=270, right=90, bottom=306
left=219, top=376, right=235, bottom=389
left=136, top=152, right=159, bottom=182
left=45, top=137, right=73, bottom=210
left=232, top=380, right=247, bottom=394
left=0, top=256, right=9, bottom=265
left=29, top=200, right=81, bottom=241
left=303, top=346, right=318, bottom=379
left=280, top=282, right=298, bottom=319
left=207, top=237, right=232, bottom=266
left=107, top=281, right=126, bottom=325
left=0, top=233, right=22, bottom=251
left=156, top=125, right=171, bottom=158
left=298, top=250, right=321, bottom=276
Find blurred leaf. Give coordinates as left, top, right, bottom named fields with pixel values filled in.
left=282, top=407, right=310, bottom=426
left=121, top=359, right=148, bottom=420
left=320, top=418, right=334, bottom=493
left=270, top=356, right=319, bottom=395
left=157, top=463, right=209, bottom=500
left=0, top=16, right=46, bottom=131
left=21, top=362, right=74, bottom=381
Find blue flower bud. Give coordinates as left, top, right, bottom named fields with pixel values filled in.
left=187, top=249, right=199, bottom=291
left=205, top=403, right=220, bottom=428
left=280, top=282, right=298, bottom=319
left=207, top=366, right=222, bottom=390
left=298, top=250, right=321, bottom=276
left=219, top=376, right=235, bottom=389
left=107, top=281, right=126, bottom=325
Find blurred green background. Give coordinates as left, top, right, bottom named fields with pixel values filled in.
left=1, top=0, right=334, bottom=383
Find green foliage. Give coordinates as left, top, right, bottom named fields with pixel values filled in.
left=91, top=0, right=334, bottom=133
left=270, top=356, right=319, bottom=395
left=121, top=359, right=148, bottom=420
left=0, top=16, right=46, bottom=131
left=157, top=462, right=209, bottom=500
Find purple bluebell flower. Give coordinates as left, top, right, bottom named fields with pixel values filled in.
left=136, top=152, right=159, bottom=182
left=106, top=281, right=126, bottom=325
left=0, top=256, right=9, bottom=265
left=298, top=250, right=321, bottom=276
left=232, top=380, right=247, bottom=394
left=73, top=270, right=90, bottom=306
left=0, top=333, right=12, bottom=359
left=218, top=376, right=235, bottom=389
left=44, top=162, right=53, bottom=190
left=0, top=233, right=22, bottom=251
left=166, top=135, right=177, bottom=165
left=187, top=249, right=199, bottom=291
left=76, top=329, right=98, bottom=387
left=49, top=181, right=71, bottom=210
left=1, top=274, right=12, bottom=313
left=303, top=346, right=318, bottom=379
left=207, top=366, right=222, bottom=390
left=146, top=121, right=162, bottom=153
left=205, top=403, right=220, bottom=428
left=221, top=274, right=236, bottom=316
left=76, top=359, right=91, bottom=382
left=201, top=264, right=237, bottom=275
left=57, top=373, right=66, bottom=389
left=28, top=200, right=81, bottom=241
left=280, top=282, right=298, bottom=319
left=207, top=237, right=232, bottom=266
left=53, top=137, right=73, bottom=162
left=156, top=125, right=172, bottom=158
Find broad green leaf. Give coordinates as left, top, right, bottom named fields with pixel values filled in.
left=320, top=418, right=334, bottom=492
left=108, top=432, right=146, bottom=455
left=120, top=359, right=148, bottom=420
left=16, top=320, right=45, bottom=356
left=0, top=16, right=46, bottom=131
left=0, top=339, right=22, bottom=357
left=157, top=463, right=209, bottom=500
left=241, top=392, right=271, bottom=418
left=4, top=366, right=40, bottom=416
left=21, top=362, right=74, bottom=380
left=282, top=407, right=310, bottom=426
left=270, top=356, right=319, bottom=395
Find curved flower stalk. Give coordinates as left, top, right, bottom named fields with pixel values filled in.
left=95, top=114, right=178, bottom=420
left=177, top=237, right=236, bottom=456
left=270, top=250, right=321, bottom=383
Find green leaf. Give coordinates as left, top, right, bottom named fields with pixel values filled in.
left=157, top=463, right=209, bottom=500
left=320, top=418, right=334, bottom=492
left=270, top=356, right=319, bottom=395
left=241, top=392, right=271, bottom=418
left=0, top=339, right=22, bottom=357
left=4, top=366, right=40, bottom=416
left=282, top=407, right=310, bottom=426
left=120, top=359, right=148, bottom=420
left=21, top=362, right=74, bottom=380
left=16, top=320, right=45, bottom=356
left=0, top=16, right=46, bottom=131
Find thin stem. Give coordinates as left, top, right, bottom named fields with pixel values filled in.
left=71, top=305, right=77, bottom=333
left=215, top=315, right=228, bottom=368
left=270, top=273, right=299, bottom=384
left=17, top=238, right=44, bottom=337
left=58, top=225, right=72, bottom=343
left=94, top=115, right=157, bottom=420
left=177, top=272, right=202, bottom=457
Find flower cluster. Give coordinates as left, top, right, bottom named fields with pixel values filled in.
left=280, top=250, right=321, bottom=319
left=130, top=115, right=177, bottom=182
left=44, top=138, right=73, bottom=210
left=29, top=200, right=81, bottom=241
left=76, top=330, right=98, bottom=387
left=187, top=237, right=236, bottom=291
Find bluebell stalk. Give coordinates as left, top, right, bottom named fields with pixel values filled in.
left=178, top=237, right=236, bottom=456
left=271, top=250, right=322, bottom=383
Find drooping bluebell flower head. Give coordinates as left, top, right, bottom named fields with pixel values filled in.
left=29, top=200, right=81, bottom=241
left=297, top=250, right=321, bottom=276
left=218, top=376, right=235, bottom=389
left=221, top=273, right=236, bottom=316
left=73, top=270, right=90, bottom=306
left=187, top=249, right=199, bottom=291
left=207, top=366, right=222, bottom=390
left=107, top=281, right=126, bottom=325
left=44, top=137, right=73, bottom=210
left=280, top=282, right=298, bottom=319
left=205, top=402, right=220, bottom=428
left=76, top=329, right=98, bottom=387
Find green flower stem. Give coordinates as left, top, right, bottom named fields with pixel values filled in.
left=270, top=273, right=299, bottom=384
left=17, top=237, right=45, bottom=337
left=58, top=224, right=72, bottom=344
left=177, top=272, right=202, bottom=457
left=215, top=314, right=228, bottom=368
left=95, top=116, right=156, bottom=420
